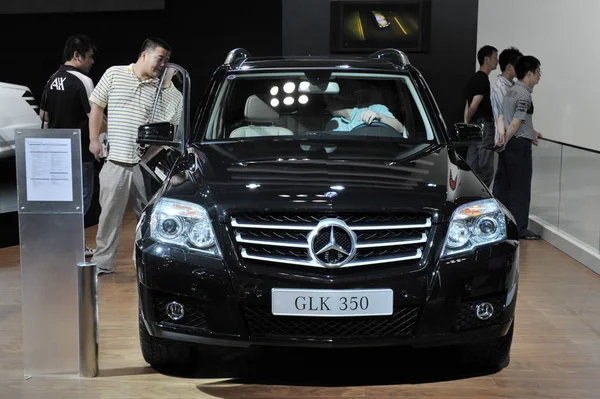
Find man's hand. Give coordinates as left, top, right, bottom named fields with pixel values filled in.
left=496, top=131, right=505, bottom=146
left=89, top=139, right=103, bottom=161
left=533, top=131, right=543, bottom=146
left=359, top=109, right=381, bottom=125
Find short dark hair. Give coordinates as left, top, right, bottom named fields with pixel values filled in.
left=62, top=34, right=96, bottom=63
left=477, top=45, right=498, bottom=66
left=499, top=46, right=523, bottom=72
left=515, top=55, right=541, bottom=80
left=138, top=37, right=171, bottom=58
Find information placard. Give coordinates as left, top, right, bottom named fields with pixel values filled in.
left=25, top=137, right=73, bottom=202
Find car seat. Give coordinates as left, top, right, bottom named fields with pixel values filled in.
left=229, top=95, right=294, bottom=138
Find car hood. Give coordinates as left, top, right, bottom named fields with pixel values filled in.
left=0, top=82, right=30, bottom=94
left=162, top=139, right=491, bottom=223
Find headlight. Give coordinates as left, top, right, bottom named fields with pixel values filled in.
left=149, top=198, right=221, bottom=257
left=441, top=198, right=507, bottom=258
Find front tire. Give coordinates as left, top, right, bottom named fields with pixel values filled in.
left=460, top=320, right=514, bottom=369
left=139, top=312, right=198, bottom=368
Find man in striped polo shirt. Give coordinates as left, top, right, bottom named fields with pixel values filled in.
left=493, top=55, right=543, bottom=240
left=88, top=37, right=183, bottom=274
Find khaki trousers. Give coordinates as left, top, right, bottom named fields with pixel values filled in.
left=92, top=160, right=146, bottom=272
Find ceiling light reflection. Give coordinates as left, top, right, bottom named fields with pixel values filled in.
left=283, top=82, right=296, bottom=93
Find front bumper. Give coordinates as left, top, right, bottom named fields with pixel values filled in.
left=135, top=238, right=519, bottom=349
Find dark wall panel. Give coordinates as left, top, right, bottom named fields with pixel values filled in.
left=282, top=0, right=479, bottom=126
left=0, top=0, right=282, bottom=247
left=0, top=0, right=165, bottom=14
left=0, top=0, right=282, bottom=119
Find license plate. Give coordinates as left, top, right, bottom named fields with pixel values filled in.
left=271, top=288, right=393, bottom=317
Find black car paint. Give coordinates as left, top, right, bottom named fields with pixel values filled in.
left=135, top=55, right=519, bottom=349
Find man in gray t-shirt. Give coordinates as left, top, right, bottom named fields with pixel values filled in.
left=502, top=81, right=536, bottom=141
left=493, top=55, right=543, bottom=240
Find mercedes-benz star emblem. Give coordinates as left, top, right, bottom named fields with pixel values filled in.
left=307, top=219, right=357, bottom=268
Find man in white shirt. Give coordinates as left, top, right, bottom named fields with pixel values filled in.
left=88, top=37, right=182, bottom=275
left=491, top=47, right=523, bottom=148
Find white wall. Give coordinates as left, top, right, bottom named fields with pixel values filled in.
left=477, top=0, right=600, bottom=151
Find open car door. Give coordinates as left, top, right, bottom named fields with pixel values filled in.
left=137, top=64, right=191, bottom=198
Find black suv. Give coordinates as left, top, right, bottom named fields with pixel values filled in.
left=134, top=48, right=519, bottom=370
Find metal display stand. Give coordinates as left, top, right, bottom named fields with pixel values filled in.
left=15, top=129, right=98, bottom=378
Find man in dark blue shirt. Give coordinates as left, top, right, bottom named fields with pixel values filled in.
left=463, top=45, right=498, bottom=188
left=40, top=34, right=105, bottom=256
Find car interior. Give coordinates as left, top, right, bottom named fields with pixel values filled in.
left=207, top=74, right=430, bottom=141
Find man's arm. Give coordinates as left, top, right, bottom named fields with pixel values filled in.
left=88, top=67, right=113, bottom=159
left=377, top=113, right=403, bottom=132
left=496, top=114, right=506, bottom=145
left=89, top=104, right=105, bottom=159
left=465, top=95, right=483, bottom=123
left=361, top=105, right=404, bottom=133
left=87, top=113, right=107, bottom=131
left=78, top=79, right=108, bottom=132
left=505, top=118, right=521, bottom=142
left=171, top=93, right=184, bottom=137
left=465, top=73, right=489, bottom=123
left=38, top=84, right=49, bottom=123
left=505, top=96, right=531, bottom=142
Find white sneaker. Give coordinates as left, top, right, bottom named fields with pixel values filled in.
left=85, top=246, right=96, bottom=257
left=96, top=267, right=114, bottom=276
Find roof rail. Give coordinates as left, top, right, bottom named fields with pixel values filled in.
left=369, top=48, right=410, bottom=67
left=224, top=48, right=251, bottom=68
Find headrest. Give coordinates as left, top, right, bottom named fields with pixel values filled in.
left=244, top=95, right=279, bottom=123
left=353, top=89, right=385, bottom=107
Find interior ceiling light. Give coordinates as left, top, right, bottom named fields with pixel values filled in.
left=283, top=82, right=296, bottom=93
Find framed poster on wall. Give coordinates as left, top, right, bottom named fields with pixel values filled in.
left=330, top=0, right=432, bottom=53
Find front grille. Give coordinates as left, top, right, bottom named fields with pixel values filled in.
left=154, top=295, right=210, bottom=333
left=237, top=214, right=427, bottom=225
left=244, top=306, right=420, bottom=339
left=454, top=294, right=505, bottom=331
left=231, top=213, right=431, bottom=269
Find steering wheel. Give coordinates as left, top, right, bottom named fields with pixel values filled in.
left=351, top=121, right=404, bottom=136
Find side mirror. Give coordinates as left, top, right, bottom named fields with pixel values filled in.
left=450, top=123, right=483, bottom=145
left=137, top=121, right=179, bottom=147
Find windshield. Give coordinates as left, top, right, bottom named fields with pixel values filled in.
left=201, top=71, right=437, bottom=143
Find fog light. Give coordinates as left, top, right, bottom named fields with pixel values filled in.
left=166, top=301, right=185, bottom=320
left=475, top=302, right=494, bottom=320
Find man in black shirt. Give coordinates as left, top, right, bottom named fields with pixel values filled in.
left=40, top=34, right=105, bottom=257
left=463, top=45, right=498, bottom=187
